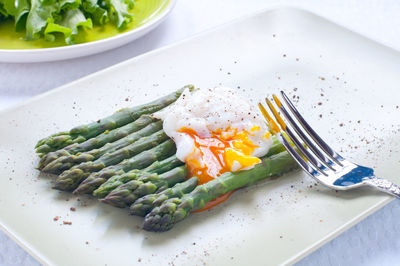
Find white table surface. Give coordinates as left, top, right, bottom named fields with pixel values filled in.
left=1, top=0, right=400, bottom=265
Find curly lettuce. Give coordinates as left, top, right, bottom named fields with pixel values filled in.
left=44, top=8, right=92, bottom=44
left=25, top=0, right=58, bottom=40
left=14, top=0, right=30, bottom=31
left=105, top=0, right=133, bottom=30
left=0, top=2, right=8, bottom=19
left=61, top=0, right=80, bottom=10
left=82, top=0, right=108, bottom=25
left=1, top=0, right=135, bottom=45
left=0, top=0, right=30, bottom=31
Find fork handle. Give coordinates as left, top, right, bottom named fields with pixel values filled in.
left=364, top=177, right=400, bottom=199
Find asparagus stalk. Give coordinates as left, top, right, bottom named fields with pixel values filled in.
left=142, top=155, right=183, bottom=174
left=93, top=155, right=184, bottom=198
left=53, top=134, right=172, bottom=191
left=35, top=86, right=193, bottom=155
left=142, top=151, right=298, bottom=232
left=72, top=139, right=176, bottom=194
left=41, top=121, right=163, bottom=174
left=39, top=115, right=158, bottom=169
left=101, top=166, right=187, bottom=208
left=130, top=177, right=199, bottom=217
left=36, top=132, right=68, bottom=148
left=266, top=136, right=286, bottom=157
left=35, top=135, right=87, bottom=156
left=93, top=170, right=145, bottom=198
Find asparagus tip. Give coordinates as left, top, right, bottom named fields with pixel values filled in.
left=100, top=196, right=127, bottom=208
left=142, top=198, right=183, bottom=232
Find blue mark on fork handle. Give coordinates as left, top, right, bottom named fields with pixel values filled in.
left=333, top=165, right=375, bottom=186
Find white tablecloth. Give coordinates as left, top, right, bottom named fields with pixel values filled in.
left=1, top=0, right=400, bottom=265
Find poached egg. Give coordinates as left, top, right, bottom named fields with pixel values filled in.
left=155, top=87, right=273, bottom=184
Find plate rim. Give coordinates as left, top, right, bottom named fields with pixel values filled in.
left=284, top=197, right=393, bottom=265
left=0, top=6, right=397, bottom=265
left=0, top=220, right=50, bottom=265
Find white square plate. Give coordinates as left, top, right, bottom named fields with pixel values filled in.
left=1, top=7, right=400, bottom=266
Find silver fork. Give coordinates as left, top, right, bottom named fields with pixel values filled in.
left=258, top=91, right=400, bottom=198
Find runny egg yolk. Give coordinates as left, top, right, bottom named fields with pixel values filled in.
left=179, top=126, right=262, bottom=184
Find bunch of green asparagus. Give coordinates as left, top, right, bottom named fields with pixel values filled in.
left=35, top=85, right=298, bottom=232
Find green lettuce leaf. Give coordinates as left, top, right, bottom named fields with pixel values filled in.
left=125, top=0, right=134, bottom=9
left=1, top=0, right=14, bottom=15
left=25, top=0, right=58, bottom=40
left=60, top=0, right=80, bottom=11
left=44, top=8, right=92, bottom=44
left=82, top=0, right=108, bottom=25
left=0, top=1, right=9, bottom=18
left=105, top=0, right=133, bottom=30
left=14, top=0, right=30, bottom=31
left=0, top=0, right=29, bottom=30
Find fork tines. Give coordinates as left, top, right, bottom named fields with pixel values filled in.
left=258, top=91, right=344, bottom=180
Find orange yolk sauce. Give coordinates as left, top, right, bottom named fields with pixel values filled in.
left=178, top=127, right=262, bottom=212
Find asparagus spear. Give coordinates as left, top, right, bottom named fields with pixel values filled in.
left=93, top=170, right=144, bottom=198
left=36, top=132, right=68, bottom=148
left=39, top=115, right=158, bottom=169
left=142, top=151, right=298, bottom=232
left=101, top=166, right=187, bottom=208
left=36, top=135, right=86, bottom=156
left=36, top=86, right=193, bottom=154
left=93, top=155, right=184, bottom=198
left=142, top=155, right=183, bottom=174
left=266, top=136, right=286, bottom=157
left=41, top=121, right=163, bottom=173
left=53, top=134, right=173, bottom=191
left=130, top=177, right=199, bottom=217
left=71, top=139, right=176, bottom=194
